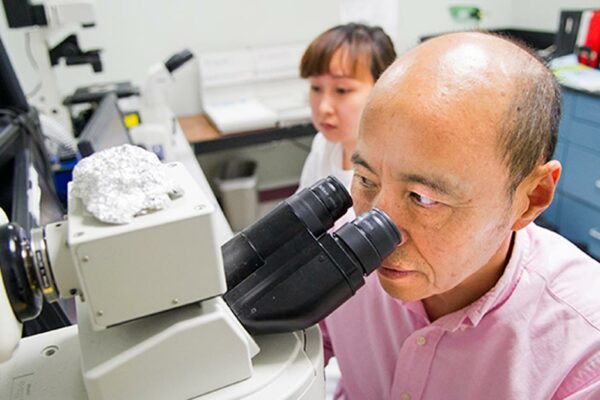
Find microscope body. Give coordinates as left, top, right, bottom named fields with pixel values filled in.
left=0, top=150, right=399, bottom=399
left=52, top=163, right=226, bottom=330
left=61, top=163, right=258, bottom=399
left=0, top=163, right=324, bottom=400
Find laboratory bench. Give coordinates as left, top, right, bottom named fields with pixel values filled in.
left=178, top=114, right=316, bottom=155
left=539, top=87, right=600, bottom=259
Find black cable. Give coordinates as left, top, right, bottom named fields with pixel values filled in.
left=1, top=108, right=54, bottom=183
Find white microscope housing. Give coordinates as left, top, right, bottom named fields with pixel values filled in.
left=48, top=162, right=228, bottom=330
left=0, top=162, right=324, bottom=400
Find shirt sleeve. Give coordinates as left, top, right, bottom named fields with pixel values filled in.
left=562, top=378, right=600, bottom=400
left=554, top=351, right=600, bottom=399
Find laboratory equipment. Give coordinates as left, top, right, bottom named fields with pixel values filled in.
left=130, top=49, right=194, bottom=160
left=0, top=157, right=400, bottom=399
left=2, top=0, right=102, bottom=132
left=76, top=92, right=133, bottom=157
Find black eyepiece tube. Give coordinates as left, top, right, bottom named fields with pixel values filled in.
left=334, top=208, right=400, bottom=275
left=222, top=175, right=401, bottom=334
left=222, top=176, right=351, bottom=289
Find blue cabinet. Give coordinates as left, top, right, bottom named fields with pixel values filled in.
left=539, top=89, right=600, bottom=259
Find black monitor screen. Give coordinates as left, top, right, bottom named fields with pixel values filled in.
left=77, top=92, right=132, bottom=157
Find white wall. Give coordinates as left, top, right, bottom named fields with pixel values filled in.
left=2, top=0, right=597, bottom=118
left=339, top=0, right=513, bottom=55
left=395, top=0, right=600, bottom=54
left=0, top=0, right=341, bottom=116
left=394, top=0, right=513, bottom=53
left=509, top=0, right=599, bottom=31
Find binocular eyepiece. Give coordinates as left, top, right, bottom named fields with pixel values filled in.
left=223, top=176, right=401, bottom=334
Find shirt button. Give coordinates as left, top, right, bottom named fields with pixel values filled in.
left=400, top=392, right=411, bottom=400
left=416, top=335, right=427, bottom=346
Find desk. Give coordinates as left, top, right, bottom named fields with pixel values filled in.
left=178, top=114, right=316, bottom=154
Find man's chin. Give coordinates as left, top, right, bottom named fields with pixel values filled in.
left=376, top=273, right=424, bottom=302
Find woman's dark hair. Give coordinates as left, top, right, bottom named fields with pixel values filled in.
left=300, top=23, right=396, bottom=81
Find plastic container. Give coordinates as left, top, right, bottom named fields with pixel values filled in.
left=216, top=159, right=258, bottom=232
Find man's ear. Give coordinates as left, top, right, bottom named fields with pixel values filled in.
left=512, top=160, right=561, bottom=231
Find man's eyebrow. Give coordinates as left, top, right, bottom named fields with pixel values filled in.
left=398, top=173, right=457, bottom=196
left=351, top=152, right=376, bottom=174
left=352, top=152, right=459, bottom=196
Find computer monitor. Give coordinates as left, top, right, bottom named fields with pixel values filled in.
left=555, top=11, right=583, bottom=57
left=77, top=92, right=132, bottom=157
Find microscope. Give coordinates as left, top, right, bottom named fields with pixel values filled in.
left=0, top=159, right=400, bottom=399
left=3, top=0, right=103, bottom=132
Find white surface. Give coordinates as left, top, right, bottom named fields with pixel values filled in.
left=325, top=358, right=342, bottom=400
left=204, top=98, right=278, bottom=134
left=199, top=44, right=311, bottom=133
left=78, top=297, right=258, bottom=400
left=340, top=0, right=400, bottom=47
left=129, top=123, right=174, bottom=159
left=59, top=163, right=226, bottom=329
left=395, top=0, right=512, bottom=53
left=168, top=119, right=234, bottom=245
left=0, top=322, right=324, bottom=399
left=43, top=0, right=95, bottom=27
left=510, top=0, right=600, bottom=31
left=25, top=28, right=74, bottom=132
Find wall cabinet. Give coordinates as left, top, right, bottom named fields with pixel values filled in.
left=539, top=89, right=600, bottom=259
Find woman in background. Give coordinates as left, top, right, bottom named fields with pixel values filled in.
left=298, top=23, right=396, bottom=210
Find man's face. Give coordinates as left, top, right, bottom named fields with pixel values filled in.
left=351, top=90, right=517, bottom=303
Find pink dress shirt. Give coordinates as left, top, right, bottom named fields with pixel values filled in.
left=322, top=223, right=600, bottom=399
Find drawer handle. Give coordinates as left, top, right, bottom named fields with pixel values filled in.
left=590, top=228, right=600, bottom=241
left=596, top=180, right=600, bottom=190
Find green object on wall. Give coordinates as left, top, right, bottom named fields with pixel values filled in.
left=449, top=5, right=481, bottom=22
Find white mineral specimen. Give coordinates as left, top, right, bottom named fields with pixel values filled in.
left=71, top=144, right=179, bottom=224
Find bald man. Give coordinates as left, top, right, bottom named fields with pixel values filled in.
left=321, top=33, right=600, bottom=399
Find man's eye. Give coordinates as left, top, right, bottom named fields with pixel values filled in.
left=310, top=85, right=321, bottom=93
left=410, top=193, right=438, bottom=207
left=357, top=175, right=376, bottom=189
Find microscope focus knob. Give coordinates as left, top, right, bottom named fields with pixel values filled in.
left=0, top=223, right=42, bottom=322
